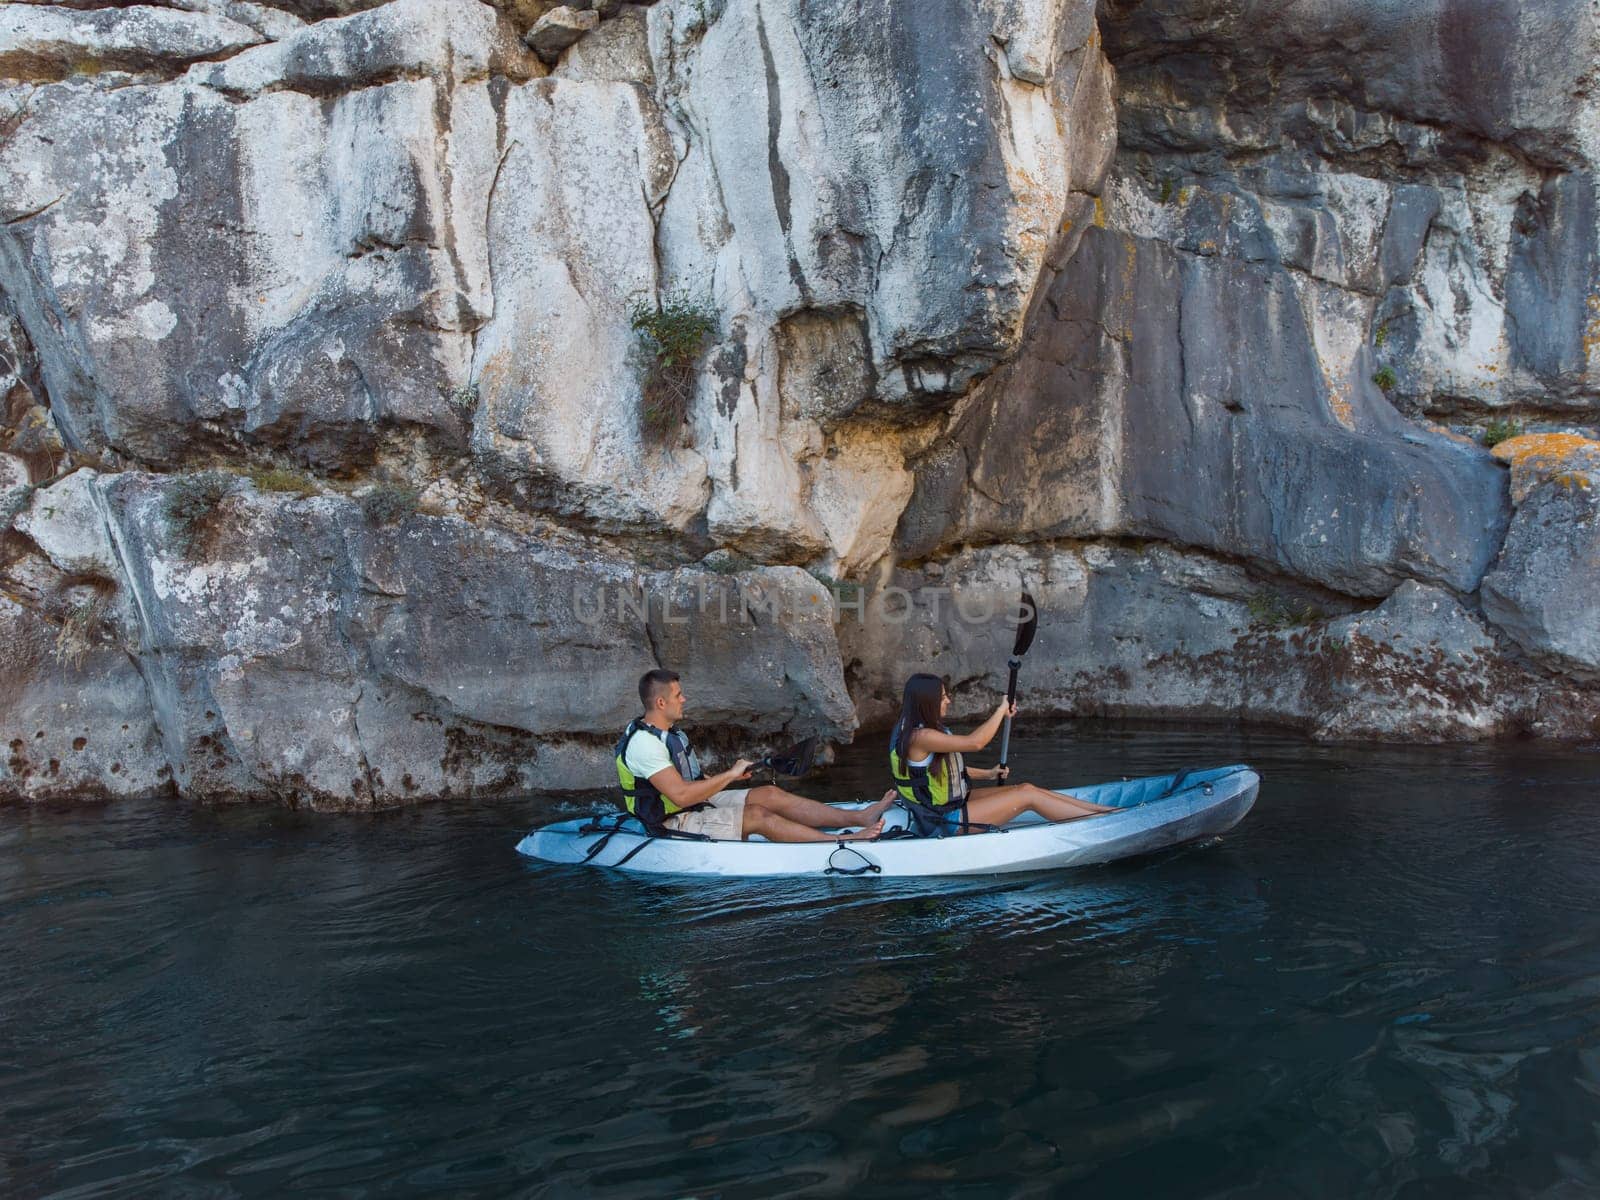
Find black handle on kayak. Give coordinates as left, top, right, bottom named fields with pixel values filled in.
left=824, top=844, right=882, bottom=876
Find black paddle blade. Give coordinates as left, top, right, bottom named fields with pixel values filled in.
left=761, top=736, right=819, bottom=778
left=1011, top=590, right=1038, bottom=658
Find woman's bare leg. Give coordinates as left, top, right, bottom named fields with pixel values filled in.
left=964, top=783, right=1115, bottom=828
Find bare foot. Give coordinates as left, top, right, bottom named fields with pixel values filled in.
left=860, top=790, right=898, bottom=823
left=837, top=818, right=884, bottom=841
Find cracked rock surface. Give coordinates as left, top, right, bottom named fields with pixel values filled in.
left=1, top=0, right=1598, bottom=804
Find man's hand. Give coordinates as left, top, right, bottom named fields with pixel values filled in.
left=728, top=758, right=755, bottom=780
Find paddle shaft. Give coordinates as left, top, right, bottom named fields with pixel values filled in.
left=998, top=656, right=1021, bottom=768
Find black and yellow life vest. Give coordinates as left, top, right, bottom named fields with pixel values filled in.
left=888, top=722, right=968, bottom=811
left=614, top=718, right=704, bottom=828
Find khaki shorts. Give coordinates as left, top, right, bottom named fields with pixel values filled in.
left=665, top=789, right=748, bottom=841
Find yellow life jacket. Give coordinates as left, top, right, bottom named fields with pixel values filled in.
left=888, top=722, right=968, bottom=810
left=614, top=719, right=703, bottom=827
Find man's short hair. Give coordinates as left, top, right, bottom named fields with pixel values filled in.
left=639, top=668, right=680, bottom=708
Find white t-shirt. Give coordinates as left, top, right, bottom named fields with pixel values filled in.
left=623, top=728, right=676, bottom=782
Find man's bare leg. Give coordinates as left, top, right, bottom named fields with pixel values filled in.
left=745, top=784, right=894, bottom=830
left=742, top=806, right=883, bottom=843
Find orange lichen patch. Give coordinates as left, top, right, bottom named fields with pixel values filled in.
left=1323, top=368, right=1354, bottom=429
left=1327, top=393, right=1354, bottom=428
left=1426, top=422, right=1480, bottom=447
left=1490, top=432, right=1598, bottom=465
left=1093, top=196, right=1106, bottom=229
left=1491, top=433, right=1600, bottom=504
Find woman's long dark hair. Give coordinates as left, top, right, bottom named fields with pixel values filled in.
left=892, top=673, right=948, bottom=780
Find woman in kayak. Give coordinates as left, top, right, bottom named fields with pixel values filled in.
left=890, top=673, right=1114, bottom=837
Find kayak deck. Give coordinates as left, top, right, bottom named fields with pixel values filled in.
left=516, top=764, right=1259, bottom=878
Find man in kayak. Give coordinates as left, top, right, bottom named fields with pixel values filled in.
left=618, top=669, right=895, bottom=842
left=889, top=673, right=1115, bottom=836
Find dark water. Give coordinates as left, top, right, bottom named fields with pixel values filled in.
left=4, top=727, right=1600, bottom=1199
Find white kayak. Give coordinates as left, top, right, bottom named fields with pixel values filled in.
left=516, top=764, right=1259, bottom=878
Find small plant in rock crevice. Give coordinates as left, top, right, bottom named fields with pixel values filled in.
left=630, top=291, right=718, bottom=441
left=1372, top=365, right=1398, bottom=393
left=1481, top=418, right=1525, bottom=448
left=445, top=382, right=479, bottom=414
left=163, top=471, right=235, bottom=557
left=701, top=552, right=757, bottom=576
left=1246, top=592, right=1323, bottom=631
left=247, top=465, right=320, bottom=497
left=52, top=592, right=110, bottom=670
left=806, top=568, right=862, bottom=605
left=360, top=483, right=419, bottom=527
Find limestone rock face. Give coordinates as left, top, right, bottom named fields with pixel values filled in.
left=648, top=0, right=1116, bottom=553
left=1096, top=0, right=1600, bottom=416
left=0, top=596, right=170, bottom=801
left=0, top=6, right=267, bottom=81
left=841, top=547, right=1591, bottom=744
left=0, top=469, right=858, bottom=805
left=526, top=6, right=598, bottom=62
left=3, top=0, right=1600, bottom=803
left=1, top=0, right=539, bottom=472
left=1, top=0, right=1114, bottom=559
left=1312, top=583, right=1504, bottom=742
left=14, top=469, right=118, bottom=577
left=879, top=0, right=1600, bottom=754
left=1481, top=462, right=1600, bottom=680
left=466, top=71, right=707, bottom=532
left=899, top=227, right=1513, bottom=597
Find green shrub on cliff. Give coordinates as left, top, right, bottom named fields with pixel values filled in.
left=1372, top=366, right=1398, bottom=393
left=247, top=465, right=320, bottom=497
left=630, top=292, right=717, bottom=440
left=163, top=471, right=234, bottom=557
left=1482, top=418, right=1525, bottom=448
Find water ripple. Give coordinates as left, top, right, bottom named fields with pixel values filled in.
left=4, top=729, right=1600, bottom=1197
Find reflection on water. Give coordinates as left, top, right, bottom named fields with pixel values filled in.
left=3, top=725, right=1600, bottom=1197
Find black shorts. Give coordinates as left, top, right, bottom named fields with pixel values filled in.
left=906, top=803, right=966, bottom=839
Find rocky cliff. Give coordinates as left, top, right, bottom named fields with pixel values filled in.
left=1, top=0, right=1596, bottom=805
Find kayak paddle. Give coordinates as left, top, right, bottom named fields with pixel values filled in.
left=756, top=736, right=818, bottom=778
left=997, top=590, right=1037, bottom=773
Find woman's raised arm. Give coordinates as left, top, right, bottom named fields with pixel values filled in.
left=909, top=700, right=1016, bottom=755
